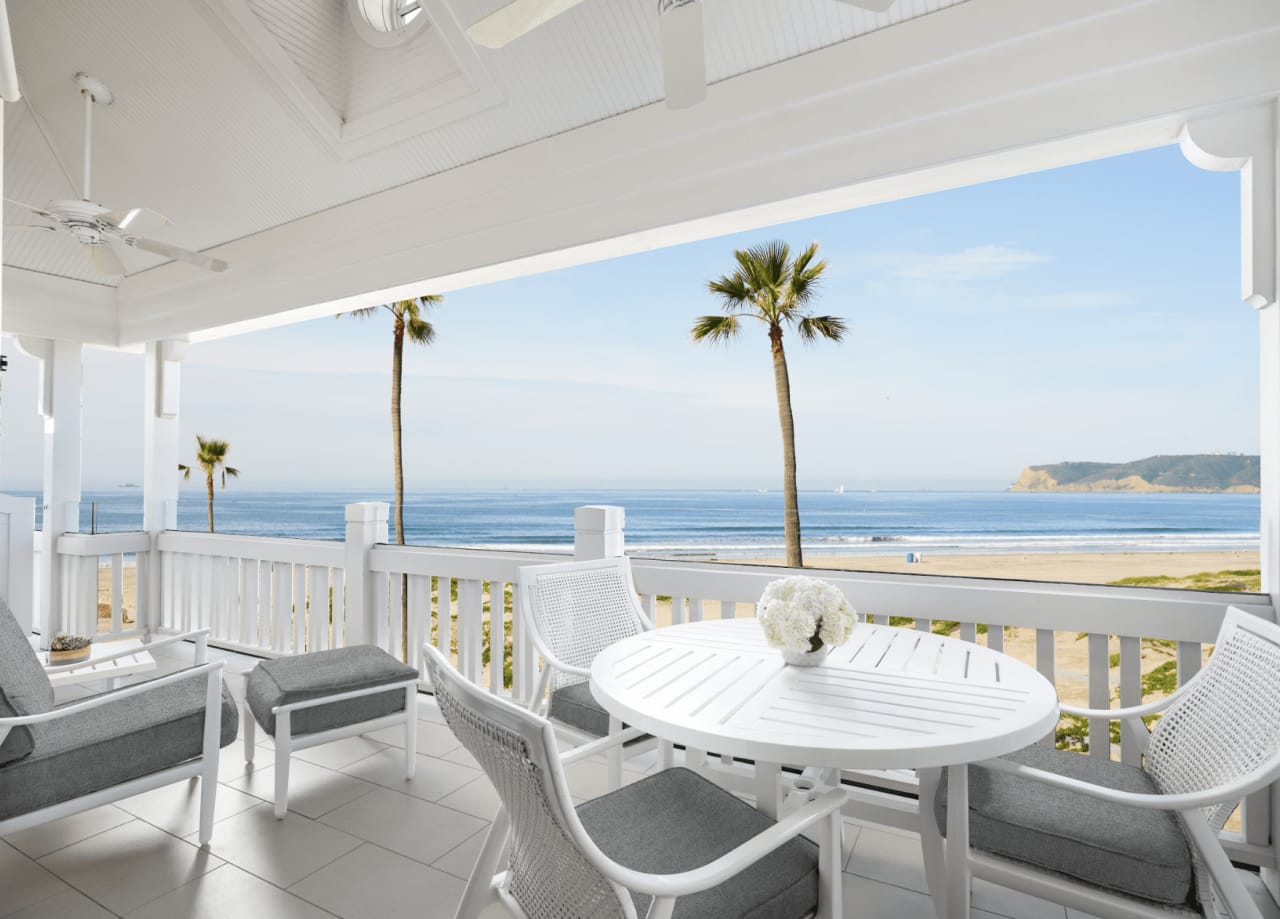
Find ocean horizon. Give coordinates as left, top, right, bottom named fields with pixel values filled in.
left=13, top=488, right=1262, bottom=560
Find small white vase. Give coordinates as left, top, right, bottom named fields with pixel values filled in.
left=781, top=644, right=832, bottom=667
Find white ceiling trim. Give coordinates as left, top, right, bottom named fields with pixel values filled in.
left=106, top=0, right=1280, bottom=345
left=198, top=0, right=504, bottom=159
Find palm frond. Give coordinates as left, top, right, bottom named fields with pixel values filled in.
left=405, top=318, right=435, bottom=345
left=708, top=273, right=752, bottom=310
left=337, top=306, right=382, bottom=320
left=178, top=463, right=191, bottom=481
left=788, top=242, right=826, bottom=307
left=691, top=314, right=742, bottom=344
left=796, top=314, right=848, bottom=343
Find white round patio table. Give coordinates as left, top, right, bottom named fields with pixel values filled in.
left=589, top=618, right=1060, bottom=919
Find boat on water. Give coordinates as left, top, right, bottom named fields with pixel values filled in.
left=834, top=485, right=845, bottom=494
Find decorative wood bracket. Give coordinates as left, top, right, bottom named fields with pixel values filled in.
left=1180, top=100, right=1279, bottom=311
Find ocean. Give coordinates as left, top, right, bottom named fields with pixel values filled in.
left=17, top=488, right=1262, bottom=559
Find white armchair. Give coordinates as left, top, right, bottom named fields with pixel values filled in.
left=517, top=557, right=660, bottom=788
left=0, top=601, right=235, bottom=846
left=919, top=605, right=1280, bottom=919
left=424, top=643, right=847, bottom=919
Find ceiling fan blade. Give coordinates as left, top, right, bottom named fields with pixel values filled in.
left=120, top=234, right=228, bottom=273
left=833, top=0, right=897, bottom=11
left=88, top=241, right=125, bottom=276
left=4, top=197, right=55, bottom=220
left=5, top=224, right=56, bottom=232
left=466, top=0, right=590, bottom=48
left=100, top=206, right=170, bottom=231
left=660, top=1, right=706, bottom=110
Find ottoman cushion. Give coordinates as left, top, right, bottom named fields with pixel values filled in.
left=246, top=646, right=419, bottom=736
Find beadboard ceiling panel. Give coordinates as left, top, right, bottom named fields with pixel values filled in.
left=4, top=0, right=965, bottom=287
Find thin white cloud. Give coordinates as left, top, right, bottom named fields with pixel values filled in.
left=885, top=244, right=1047, bottom=282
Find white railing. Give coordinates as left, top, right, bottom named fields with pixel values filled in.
left=132, top=502, right=1277, bottom=868
left=367, top=544, right=566, bottom=700
left=53, top=531, right=150, bottom=639
left=157, top=531, right=345, bottom=656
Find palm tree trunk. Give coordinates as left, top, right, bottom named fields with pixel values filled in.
left=205, top=473, right=215, bottom=533
left=391, top=321, right=409, bottom=659
left=770, top=327, right=803, bottom=568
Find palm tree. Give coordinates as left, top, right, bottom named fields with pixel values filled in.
left=341, top=296, right=441, bottom=657
left=179, top=435, right=239, bottom=533
left=693, top=240, right=846, bottom=568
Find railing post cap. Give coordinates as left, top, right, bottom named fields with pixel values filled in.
left=346, top=502, right=390, bottom=523
left=574, top=505, right=624, bottom=529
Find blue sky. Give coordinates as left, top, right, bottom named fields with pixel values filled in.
left=0, top=143, right=1255, bottom=492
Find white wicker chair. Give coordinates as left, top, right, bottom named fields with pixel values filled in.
left=423, top=644, right=847, bottom=919
left=919, top=606, right=1280, bottom=919
left=517, top=557, right=659, bottom=788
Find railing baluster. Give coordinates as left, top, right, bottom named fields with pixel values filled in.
left=225, top=556, right=240, bottom=643
left=408, top=574, right=430, bottom=675
left=641, top=594, right=657, bottom=623
left=1086, top=633, right=1110, bottom=759
left=210, top=556, right=226, bottom=640
left=960, top=622, right=976, bottom=644
left=434, top=576, right=450, bottom=658
left=915, top=617, right=929, bottom=632
left=688, top=597, right=704, bottom=623
left=372, top=571, right=389, bottom=653
left=272, top=562, right=290, bottom=653
left=487, top=580, right=503, bottom=694
left=512, top=588, right=535, bottom=704
left=241, top=559, right=257, bottom=647
left=671, top=596, right=686, bottom=626
left=986, top=623, right=1004, bottom=652
left=292, top=563, right=307, bottom=653
left=110, top=553, right=124, bottom=634
left=331, top=567, right=345, bottom=648
left=257, top=561, right=271, bottom=650
left=458, top=578, right=483, bottom=683
left=1176, top=640, right=1202, bottom=685
left=718, top=599, right=735, bottom=620
left=1035, top=629, right=1056, bottom=746
left=1118, top=635, right=1142, bottom=766
left=389, top=573, right=405, bottom=661
left=308, top=565, right=326, bottom=652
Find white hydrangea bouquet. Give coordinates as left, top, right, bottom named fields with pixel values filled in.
left=758, top=575, right=857, bottom=666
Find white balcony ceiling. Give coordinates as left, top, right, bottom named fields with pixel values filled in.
left=2, top=0, right=963, bottom=286
left=2, top=0, right=1279, bottom=346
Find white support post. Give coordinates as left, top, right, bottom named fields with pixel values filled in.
left=1181, top=98, right=1280, bottom=905
left=16, top=338, right=83, bottom=645
left=573, top=505, right=625, bottom=560
left=344, top=502, right=389, bottom=647
left=143, top=340, right=185, bottom=636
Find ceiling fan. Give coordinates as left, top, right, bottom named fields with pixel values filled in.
left=5, top=73, right=228, bottom=276
left=467, top=0, right=897, bottom=110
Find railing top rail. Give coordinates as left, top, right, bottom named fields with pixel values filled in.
left=55, top=531, right=151, bottom=556
left=627, top=556, right=1273, bottom=643
left=369, top=543, right=569, bottom=580
left=157, top=530, right=345, bottom=567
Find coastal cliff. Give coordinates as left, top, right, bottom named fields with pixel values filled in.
left=1009, top=454, right=1260, bottom=493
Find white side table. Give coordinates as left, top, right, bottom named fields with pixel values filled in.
left=35, top=637, right=158, bottom=690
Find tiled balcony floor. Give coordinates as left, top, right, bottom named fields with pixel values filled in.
left=4, top=644, right=1279, bottom=919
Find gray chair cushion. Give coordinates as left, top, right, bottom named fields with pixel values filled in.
left=577, top=767, right=819, bottom=919
left=0, top=600, right=55, bottom=766
left=0, top=669, right=238, bottom=821
left=935, top=744, right=1194, bottom=907
left=246, top=645, right=419, bottom=736
left=550, top=680, right=611, bottom=736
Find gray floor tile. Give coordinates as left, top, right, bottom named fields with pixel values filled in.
left=125, top=863, right=334, bottom=919
left=846, top=825, right=929, bottom=894
left=318, top=787, right=486, bottom=865
left=435, top=775, right=501, bottom=821
left=289, top=843, right=466, bottom=919
left=3, top=805, right=133, bottom=860
left=430, top=826, right=494, bottom=881
left=5, top=889, right=114, bottom=919
left=114, top=778, right=259, bottom=837
left=185, top=804, right=362, bottom=888
left=38, top=820, right=222, bottom=916
left=224, top=755, right=377, bottom=819
left=339, top=747, right=480, bottom=802
left=0, top=843, right=72, bottom=918
left=293, top=735, right=388, bottom=771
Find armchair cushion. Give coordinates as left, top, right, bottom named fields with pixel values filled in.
left=934, top=744, right=1193, bottom=907
left=576, top=766, right=819, bottom=919
left=0, top=669, right=237, bottom=821
left=246, top=645, right=418, bottom=736
left=550, top=680, right=610, bottom=737
left=0, top=600, right=55, bottom=766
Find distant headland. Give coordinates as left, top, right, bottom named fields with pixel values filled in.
left=1009, top=454, right=1260, bottom=493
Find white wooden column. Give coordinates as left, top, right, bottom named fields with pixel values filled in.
left=1181, top=98, right=1280, bottom=903
left=344, top=501, right=389, bottom=647
left=15, top=338, right=83, bottom=644
left=143, top=340, right=185, bottom=634
left=573, top=505, right=625, bottom=560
